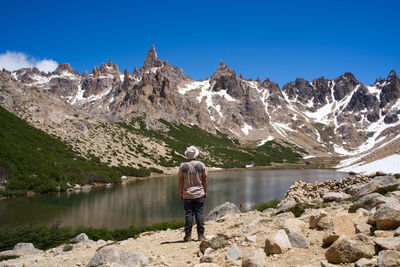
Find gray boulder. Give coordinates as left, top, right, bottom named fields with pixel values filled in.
left=264, top=229, right=291, bottom=255
left=377, top=250, right=400, bottom=267
left=355, top=257, right=377, bottom=267
left=354, top=193, right=385, bottom=210
left=241, top=249, right=266, bottom=267
left=374, top=237, right=400, bottom=250
left=323, top=192, right=351, bottom=202
left=225, top=244, right=242, bottom=260
left=355, top=176, right=399, bottom=196
left=288, top=232, right=309, bottom=248
left=325, top=234, right=375, bottom=264
left=71, top=233, right=90, bottom=243
left=206, top=202, right=240, bottom=221
left=86, top=246, right=148, bottom=267
left=13, top=243, right=42, bottom=255
left=374, top=201, right=400, bottom=230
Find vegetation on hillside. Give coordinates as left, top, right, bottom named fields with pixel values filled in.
left=119, top=116, right=304, bottom=168
left=0, top=107, right=158, bottom=196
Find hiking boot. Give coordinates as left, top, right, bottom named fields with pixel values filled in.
left=198, top=234, right=206, bottom=241
left=183, top=234, right=191, bottom=242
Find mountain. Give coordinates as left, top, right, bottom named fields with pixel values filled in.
left=1, top=45, right=399, bottom=176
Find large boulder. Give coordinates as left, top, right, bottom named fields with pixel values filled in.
left=332, top=212, right=357, bottom=236
left=86, top=246, right=149, bottom=267
left=288, top=232, right=309, bottom=248
left=309, top=209, right=328, bottom=228
left=377, top=250, right=400, bottom=267
left=13, top=243, right=42, bottom=255
left=323, top=192, right=351, bottom=202
left=354, top=193, right=386, bottom=210
left=354, top=176, right=399, bottom=196
left=282, top=218, right=308, bottom=235
left=225, top=244, right=242, bottom=260
left=264, top=229, right=292, bottom=255
left=325, top=234, right=375, bottom=264
left=374, top=237, right=400, bottom=250
left=241, top=249, right=266, bottom=267
left=374, top=201, right=400, bottom=230
left=206, top=202, right=240, bottom=221
left=70, top=233, right=89, bottom=243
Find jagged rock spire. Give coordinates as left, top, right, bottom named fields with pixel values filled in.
left=122, top=69, right=131, bottom=91
left=140, top=45, right=162, bottom=72
left=54, top=63, right=74, bottom=74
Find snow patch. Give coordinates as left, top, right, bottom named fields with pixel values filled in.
left=241, top=123, right=253, bottom=135
left=339, top=154, right=400, bottom=174
left=257, top=136, right=274, bottom=146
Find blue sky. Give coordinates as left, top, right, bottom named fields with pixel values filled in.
left=1, top=0, right=399, bottom=86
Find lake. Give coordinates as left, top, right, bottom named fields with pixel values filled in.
left=0, top=169, right=347, bottom=229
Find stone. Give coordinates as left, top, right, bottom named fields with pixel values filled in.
left=245, top=235, right=257, bottom=243
left=283, top=218, right=308, bottom=235
left=12, top=243, right=42, bottom=255
left=395, top=226, right=400, bottom=237
left=325, top=234, right=375, bottom=264
left=333, top=212, right=357, bottom=236
left=241, top=249, right=266, bottom=267
left=204, top=247, right=214, bottom=256
left=386, top=191, right=400, bottom=201
left=288, top=232, right=310, bottom=248
left=225, top=244, right=242, bottom=260
left=355, top=220, right=373, bottom=235
left=309, top=209, right=328, bottom=228
left=355, top=176, right=399, bottom=196
left=323, top=192, right=351, bottom=202
left=274, top=200, right=297, bottom=214
left=374, top=201, right=400, bottom=230
left=374, top=237, right=400, bottom=250
left=374, top=230, right=394, bottom=237
left=377, top=250, right=400, bottom=267
left=355, top=257, right=377, bottom=267
left=86, top=246, right=149, bottom=267
left=70, top=233, right=89, bottom=243
left=322, top=232, right=340, bottom=247
left=206, top=202, right=240, bottom=221
left=354, top=193, right=385, bottom=210
left=317, top=216, right=333, bottom=230
left=264, top=229, right=292, bottom=255
left=200, top=256, right=216, bottom=263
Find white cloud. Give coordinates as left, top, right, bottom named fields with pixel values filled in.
left=0, top=51, right=58, bottom=73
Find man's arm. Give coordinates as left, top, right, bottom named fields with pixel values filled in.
left=201, top=172, right=208, bottom=198
left=179, top=174, right=184, bottom=200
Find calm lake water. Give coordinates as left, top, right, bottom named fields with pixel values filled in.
left=0, top=169, right=347, bottom=229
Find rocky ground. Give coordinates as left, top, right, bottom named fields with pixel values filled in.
left=2, top=173, right=400, bottom=267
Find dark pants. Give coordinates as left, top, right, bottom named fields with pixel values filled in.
left=183, top=196, right=205, bottom=236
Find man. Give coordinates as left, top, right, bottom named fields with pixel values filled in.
left=179, top=145, right=208, bottom=242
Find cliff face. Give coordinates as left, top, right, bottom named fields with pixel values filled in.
left=1, top=46, right=400, bottom=161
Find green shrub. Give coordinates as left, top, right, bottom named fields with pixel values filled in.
left=249, top=199, right=280, bottom=212
left=348, top=205, right=362, bottom=213
left=63, top=244, right=73, bottom=251
left=374, top=185, right=399, bottom=195
left=394, top=173, right=400, bottom=179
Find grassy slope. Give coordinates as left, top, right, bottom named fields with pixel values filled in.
left=0, top=106, right=152, bottom=195
left=119, top=117, right=305, bottom=168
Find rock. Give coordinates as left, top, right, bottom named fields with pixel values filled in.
left=374, top=237, right=400, bottom=250
left=283, top=218, right=308, bottom=235
left=245, top=235, right=257, bottom=243
left=395, top=227, right=400, bottom=237
left=355, top=221, right=373, bottom=235
left=204, top=247, right=214, bottom=256
left=386, top=191, right=400, bottom=202
left=264, top=229, right=292, bottom=255
left=12, top=243, right=42, bottom=255
left=322, top=232, right=340, bottom=247
left=332, top=212, right=356, bottom=236
left=206, top=202, right=240, bottom=221
left=200, top=255, right=216, bottom=263
left=323, top=192, right=351, bottom=202
left=325, top=234, right=375, bottom=264
left=288, top=232, right=309, bottom=248
left=354, top=193, right=385, bottom=210
left=317, top=216, right=333, bottom=230
left=275, top=200, right=297, bottom=214
left=309, top=209, right=328, bottom=228
left=374, top=201, right=400, bottom=230
left=200, top=240, right=212, bottom=254
left=86, top=246, right=149, bottom=267
left=355, top=257, right=377, bottom=267
left=71, top=233, right=89, bottom=243
left=225, top=244, right=242, bottom=260
left=374, top=230, right=394, bottom=237
left=355, top=176, right=399, bottom=196
left=241, top=249, right=266, bottom=267
left=377, top=250, right=400, bottom=266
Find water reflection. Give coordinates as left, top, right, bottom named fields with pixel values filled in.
left=0, top=169, right=347, bottom=229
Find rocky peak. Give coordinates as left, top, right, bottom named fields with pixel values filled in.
left=282, top=78, right=314, bottom=103
left=54, top=63, right=74, bottom=75
left=211, top=61, right=235, bottom=78
left=121, top=69, right=131, bottom=91
left=132, top=67, right=140, bottom=78
left=380, top=69, right=400, bottom=108
left=83, top=70, right=88, bottom=78
left=387, top=70, right=398, bottom=82
left=92, top=66, right=100, bottom=77
left=140, top=45, right=162, bottom=72
left=333, top=72, right=360, bottom=101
